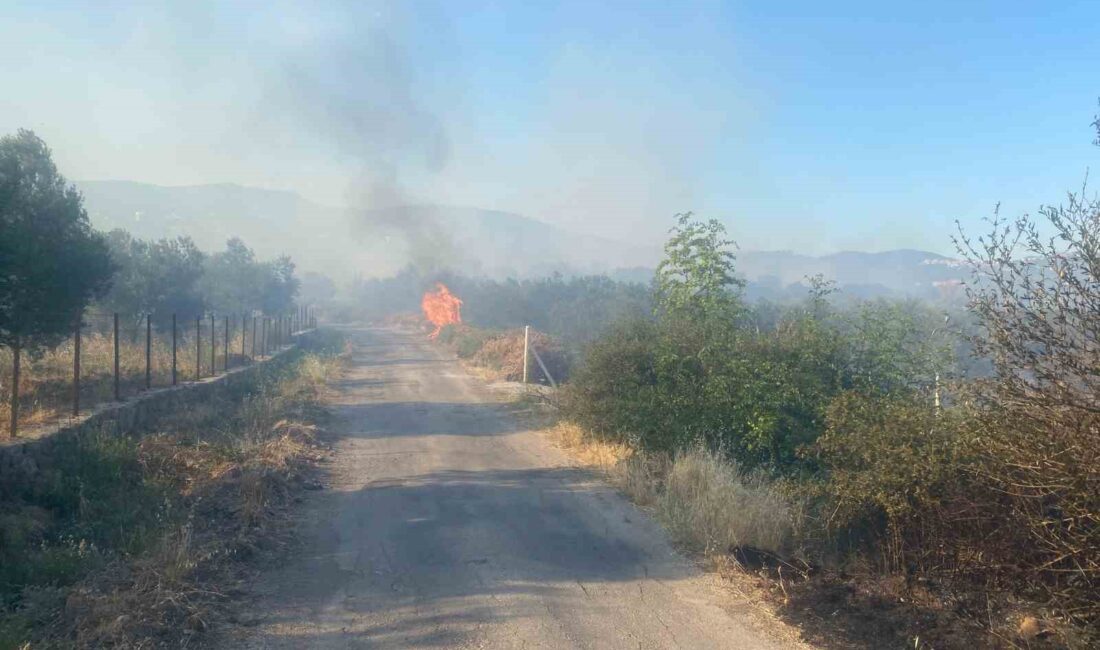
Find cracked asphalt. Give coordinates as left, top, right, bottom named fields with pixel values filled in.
left=236, top=327, right=803, bottom=649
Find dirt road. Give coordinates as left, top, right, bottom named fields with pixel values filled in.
left=238, top=327, right=804, bottom=649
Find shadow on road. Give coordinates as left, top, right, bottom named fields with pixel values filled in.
left=250, top=466, right=690, bottom=647
left=331, top=401, right=532, bottom=439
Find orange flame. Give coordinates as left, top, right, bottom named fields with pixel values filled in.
left=421, top=283, right=463, bottom=339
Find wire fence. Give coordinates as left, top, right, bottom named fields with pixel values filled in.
left=1, top=306, right=316, bottom=440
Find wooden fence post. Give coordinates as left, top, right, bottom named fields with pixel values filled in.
left=224, top=316, right=229, bottom=372
left=145, top=314, right=152, bottom=390
left=210, top=314, right=215, bottom=376
left=172, top=313, right=177, bottom=386
left=9, top=339, right=20, bottom=438
left=196, top=316, right=201, bottom=381
left=113, top=313, right=120, bottom=401
left=73, top=314, right=81, bottom=416
left=523, top=326, right=530, bottom=385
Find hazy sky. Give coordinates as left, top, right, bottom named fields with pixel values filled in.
left=3, top=0, right=1098, bottom=255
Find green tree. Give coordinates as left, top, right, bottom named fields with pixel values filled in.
left=201, top=238, right=299, bottom=316
left=259, top=254, right=300, bottom=314
left=654, top=212, right=744, bottom=321
left=0, top=130, right=113, bottom=352
left=201, top=237, right=261, bottom=314
left=102, top=230, right=206, bottom=322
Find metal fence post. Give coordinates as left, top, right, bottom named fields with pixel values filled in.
left=172, top=313, right=177, bottom=386
left=73, top=313, right=81, bottom=416
left=196, top=316, right=201, bottom=381
left=9, top=339, right=20, bottom=438
left=145, top=314, right=151, bottom=390
left=113, top=312, right=120, bottom=401
left=523, top=326, right=530, bottom=384
left=210, top=313, right=215, bottom=375
left=224, top=316, right=229, bottom=372
left=529, top=345, right=558, bottom=389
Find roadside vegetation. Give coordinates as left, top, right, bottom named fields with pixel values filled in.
left=0, top=327, right=347, bottom=648
left=435, top=324, right=568, bottom=384
left=1, top=129, right=304, bottom=437
left=553, top=204, right=1098, bottom=648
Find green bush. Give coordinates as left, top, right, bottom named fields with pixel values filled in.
left=804, top=390, right=976, bottom=567
left=564, top=215, right=948, bottom=474
left=564, top=308, right=890, bottom=472
left=561, top=316, right=662, bottom=447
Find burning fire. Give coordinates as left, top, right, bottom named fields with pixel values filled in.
left=421, top=283, right=463, bottom=339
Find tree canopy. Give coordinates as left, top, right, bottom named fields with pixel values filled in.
left=200, top=238, right=300, bottom=315
left=654, top=212, right=744, bottom=321
left=0, top=130, right=113, bottom=352
left=102, top=229, right=206, bottom=322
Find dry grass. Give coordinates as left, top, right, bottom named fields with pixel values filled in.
left=0, top=341, right=347, bottom=649
left=470, top=329, right=568, bottom=383
left=542, top=422, right=816, bottom=647
left=1, top=327, right=263, bottom=438
left=57, top=426, right=325, bottom=649
left=546, top=422, right=631, bottom=469
left=546, top=422, right=1085, bottom=648
left=545, top=421, right=804, bottom=561
left=628, top=447, right=805, bottom=559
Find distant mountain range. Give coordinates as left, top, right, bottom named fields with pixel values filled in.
left=74, top=180, right=645, bottom=280
left=76, top=180, right=968, bottom=301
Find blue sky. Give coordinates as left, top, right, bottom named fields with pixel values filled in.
left=3, top=0, right=1098, bottom=256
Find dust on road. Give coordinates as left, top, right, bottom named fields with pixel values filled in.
left=236, top=327, right=807, bottom=649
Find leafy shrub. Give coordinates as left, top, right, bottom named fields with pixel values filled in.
left=563, top=215, right=948, bottom=474
left=560, top=316, right=663, bottom=447
left=806, top=390, right=976, bottom=569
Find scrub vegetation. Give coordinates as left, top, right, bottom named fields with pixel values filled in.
left=545, top=202, right=1099, bottom=647
left=0, top=332, right=348, bottom=649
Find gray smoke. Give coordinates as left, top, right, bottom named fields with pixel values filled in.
left=249, top=4, right=458, bottom=273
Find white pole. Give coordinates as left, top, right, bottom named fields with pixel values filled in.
left=523, top=325, right=530, bottom=384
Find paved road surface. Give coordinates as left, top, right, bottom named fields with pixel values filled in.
left=238, top=327, right=803, bottom=649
